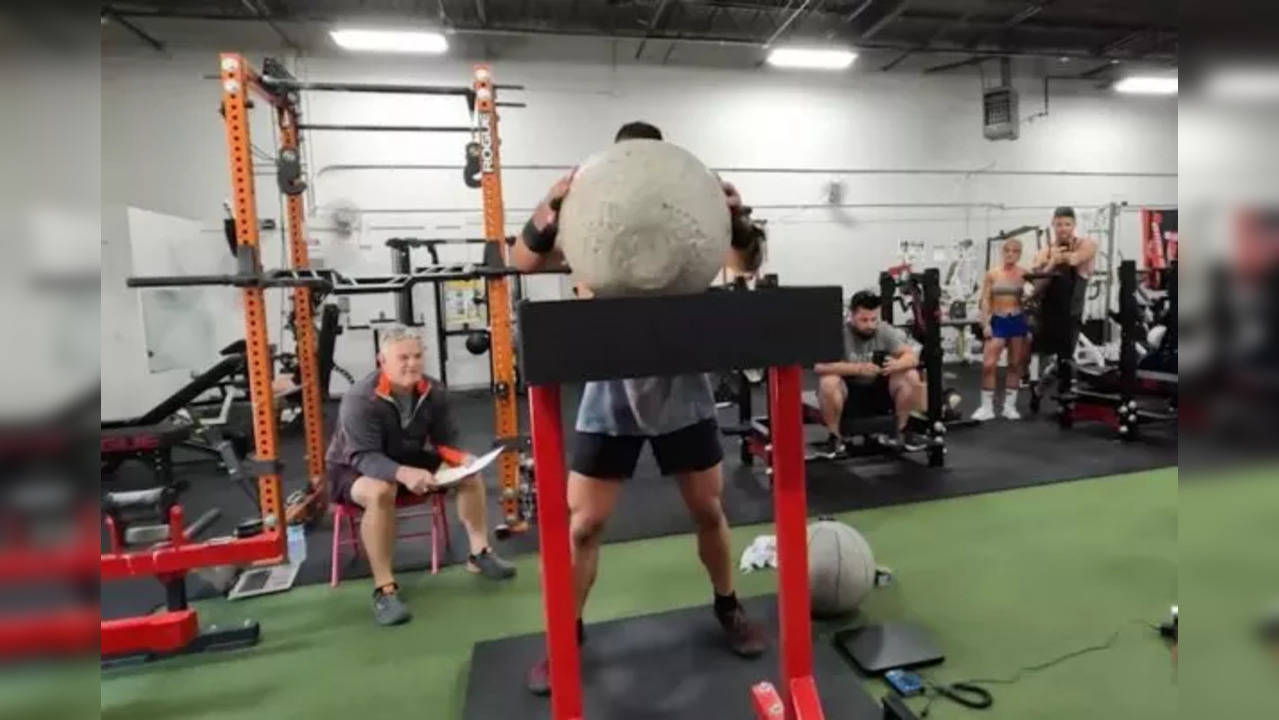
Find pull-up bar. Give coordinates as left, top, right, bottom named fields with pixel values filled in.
left=297, top=124, right=476, bottom=133
left=127, top=265, right=569, bottom=295
left=258, top=76, right=525, bottom=95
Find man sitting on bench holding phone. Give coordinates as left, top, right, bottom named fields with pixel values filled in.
left=814, top=290, right=926, bottom=456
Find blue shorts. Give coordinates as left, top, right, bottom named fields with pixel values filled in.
left=990, top=313, right=1029, bottom=339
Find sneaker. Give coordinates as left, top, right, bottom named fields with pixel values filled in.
left=717, top=604, right=768, bottom=658
left=468, top=548, right=517, bottom=580
left=526, top=620, right=583, bottom=696
left=1002, top=404, right=1022, bottom=420
left=526, top=657, right=551, bottom=696
left=871, top=433, right=901, bottom=450
left=900, top=431, right=929, bottom=453
left=810, top=433, right=845, bottom=458
left=971, top=404, right=996, bottom=422
left=372, top=585, right=411, bottom=626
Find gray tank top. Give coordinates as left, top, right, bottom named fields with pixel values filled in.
left=991, top=279, right=1023, bottom=297
left=576, top=374, right=716, bottom=437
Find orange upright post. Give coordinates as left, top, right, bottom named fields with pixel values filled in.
left=277, top=102, right=328, bottom=517
left=473, top=65, right=522, bottom=532
left=218, top=53, right=285, bottom=548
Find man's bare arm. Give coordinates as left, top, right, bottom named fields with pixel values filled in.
left=816, top=361, right=877, bottom=377
left=1062, top=237, right=1098, bottom=267
left=513, top=172, right=574, bottom=273
left=511, top=241, right=566, bottom=273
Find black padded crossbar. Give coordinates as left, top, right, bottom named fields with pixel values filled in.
left=102, top=487, right=169, bottom=512
left=517, top=287, right=843, bottom=384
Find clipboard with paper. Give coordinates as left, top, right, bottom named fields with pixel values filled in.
left=434, top=446, right=505, bottom=488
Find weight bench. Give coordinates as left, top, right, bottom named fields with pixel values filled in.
left=100, top=420, right=192, bottom=487
left=726, top=384, right=943, bottom=473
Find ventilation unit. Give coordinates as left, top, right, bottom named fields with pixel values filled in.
left=983, top=86, right=1019, bottom=140
left=983, top=58, right=1019, bottom=141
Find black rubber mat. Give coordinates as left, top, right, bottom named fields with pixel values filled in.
left=102, top=365, right=1175, bottom=619
left=462, top=594, right=882, bottom=720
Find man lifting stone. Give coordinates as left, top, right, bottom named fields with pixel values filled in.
left=511, top=121, right=768, bottom=696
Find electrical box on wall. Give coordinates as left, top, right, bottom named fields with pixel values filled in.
left=983, top=86, right=1019, bottom=140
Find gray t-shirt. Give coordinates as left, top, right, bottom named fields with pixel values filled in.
left=843, top=324, right=908, bottom=385
left=576, top=374, right=716, bottom=437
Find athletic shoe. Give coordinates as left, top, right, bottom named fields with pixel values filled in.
left=901, top=431, right=929, bottom=453
left=467, top=548, right=517, bottom=580
left=372, top=586, right=411, bottom=626
left=872, top=433, right=901, bottom=450
left=526, top=657, right=551, bottom=696
left=1002, top=404, right=1022, bottom=420
left=971, top=404, right=996, bottom=422
left=810, top=433, right=845, bottom=458
left=526, top=621, right=583, bottom=696
left=717, top=604, right=768, bottom=658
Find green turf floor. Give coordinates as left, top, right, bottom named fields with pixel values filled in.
left=24, top=467, right=1188, bottom=719
left=1177, top=464, right=1279, bottom=718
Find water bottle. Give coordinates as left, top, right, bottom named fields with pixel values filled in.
left=287, top=523, right=307, bottom=566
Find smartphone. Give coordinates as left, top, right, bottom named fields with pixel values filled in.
left=885, top=669, right=924, bottom=697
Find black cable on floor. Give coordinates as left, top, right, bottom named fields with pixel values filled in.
left=917, top=629, right=1122, bottom=717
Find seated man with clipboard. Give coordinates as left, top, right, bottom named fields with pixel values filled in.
left=326, top=326, right=516, bottom=627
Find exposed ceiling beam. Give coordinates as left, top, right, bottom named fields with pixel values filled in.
left=764, top=0, right=818, bottom=47
left=880, top=50, right=911, bottom=72
left=636, top=0, right=678, bottom=59
left=100, top=4, right=1176, bottom=64
left=964, top=0, right=1054, bottom=49
left=1078, top=60, right=1118, bottom=78
left=704, top=5, right=723, bottom=34
left=861, top=0, right=910, bottom=41
left=101, top=7, right=166, bottom=53
left=1000, top=0, right=1054, bottom=30
left=1099, top=28, right=1146, bottom=55
left=895, top=9, right=1172, bottom=35
left=841, top=0, right=875, bottom=24
left=475, top=0, right=488, bottom=26
left=921, top=55, right=985, bottom=74
left=239, top=0, right=300, bottom=51
left=880, top=7, right=974, bottom=71
left=719, top=4, right=740, bottom=34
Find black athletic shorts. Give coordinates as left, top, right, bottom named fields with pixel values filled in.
left=571, top=418, right=724, bottom=480
left=328, top=456, right=442, bottom=506
left=844, top=377, right=894, bottom=418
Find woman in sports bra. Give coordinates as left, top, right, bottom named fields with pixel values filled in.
left=972, top=238, right=1030, bottom=421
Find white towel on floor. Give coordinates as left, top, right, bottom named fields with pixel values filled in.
left=739, top=535, right=778, bottom=572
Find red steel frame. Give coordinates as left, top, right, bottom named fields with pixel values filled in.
left=529, top=365, right=824, bottom=720
left=0, top=509, right=99, bottom=658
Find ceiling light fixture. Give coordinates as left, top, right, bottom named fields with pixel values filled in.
left=1114, top=75, right=1178, bottom=95
left=765, top=47, right=857, bottom=70
left=330, top=28, right=448, bottom=54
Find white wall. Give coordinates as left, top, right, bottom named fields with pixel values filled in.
left=101, top=44, right=1176, bottom=416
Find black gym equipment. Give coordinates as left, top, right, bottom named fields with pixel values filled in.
left=725, top=270, right=948, bottom=471
left=101, top=343, right=250, bottom=478
left=1035, top=261, right=1177, bottom=439
left=463, top=596, right=883, bottom=720
left=880, top=270, right=979, bottom=430
left=380, top=237, right=570, bottom=389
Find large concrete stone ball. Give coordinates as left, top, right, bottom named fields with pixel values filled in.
left=557, top=139, right=730, bottom=297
